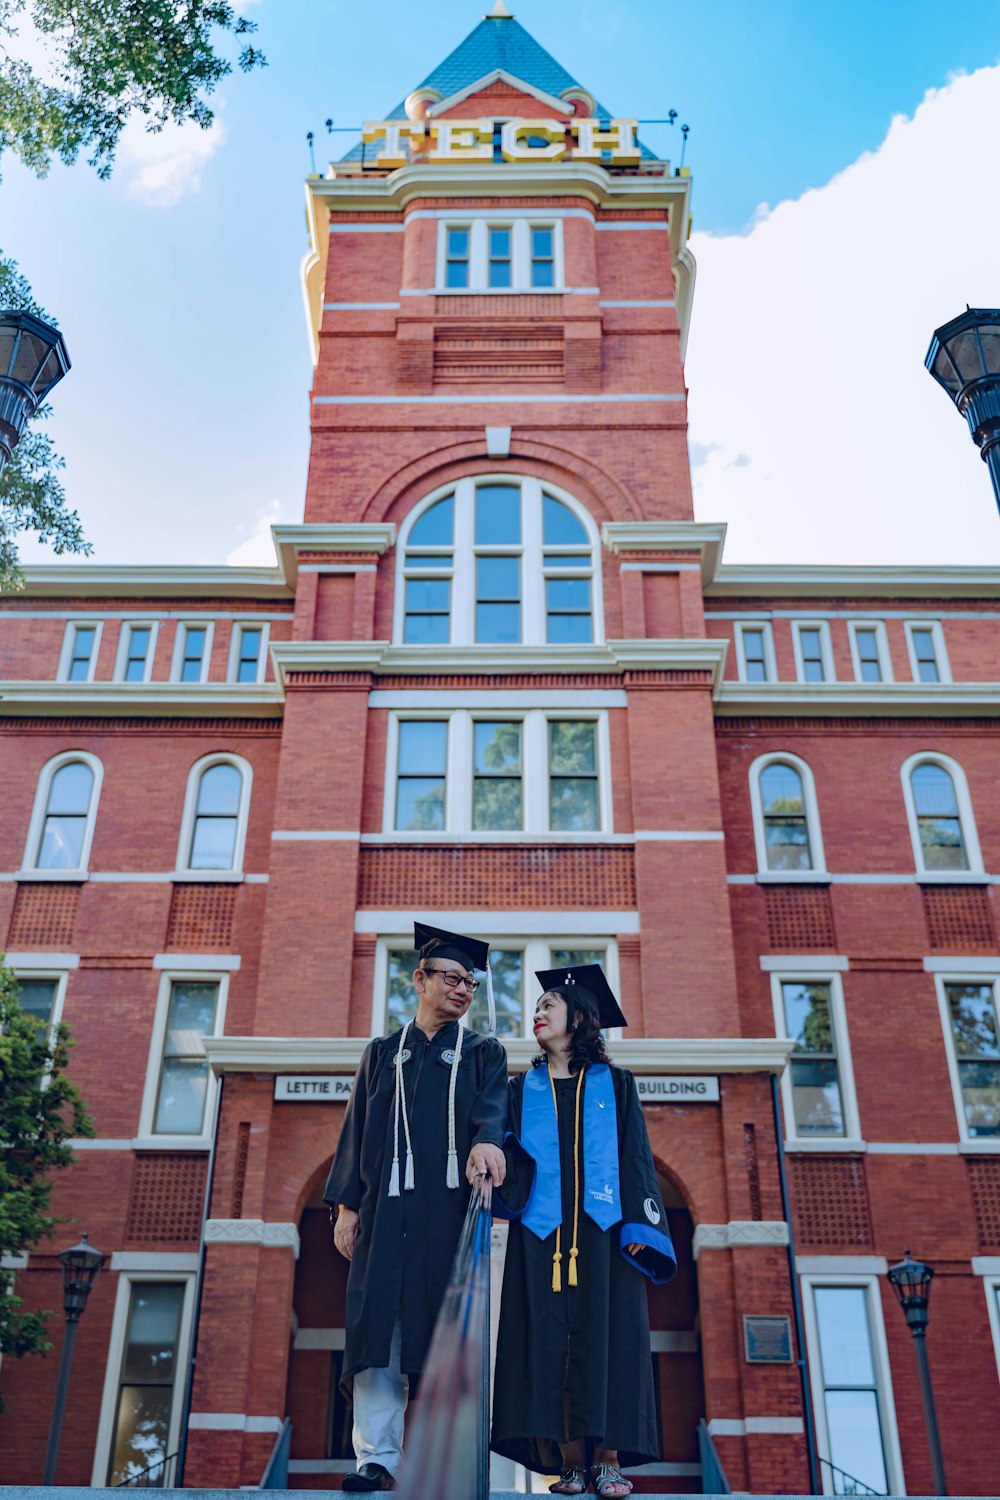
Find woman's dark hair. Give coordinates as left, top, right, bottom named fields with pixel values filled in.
left=534, top=984, right=612, bottom=1073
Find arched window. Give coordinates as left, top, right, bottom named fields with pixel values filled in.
left=177, top=755, right=252, bottom=874
left=750, top=753, right=825, bottom=875
left=26, top=753, right=103, bottom=872
left=396, top=476, right=600, bottom=647
left=902, top=754, right=980, bottom=874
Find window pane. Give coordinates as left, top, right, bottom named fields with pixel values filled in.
left=548, top=614, right=593, bottom=644
left=405, top=578, right=451, bottom=613
left=946, top=983, right=1000, bottom=1058
left=532, top=259, right=554, bottom=288
left=764, top=819, right=812, bottom=871
left=467, top=949, right=522, bottom=1037
left=741, top=630, right=768, bottom=681
left=550, top=948, right=604, bottom=968
left=546, top=577, right=591, bottom=612
left=912, top=628, right=940, bottom=682
left=913, top=768, right=967, bottom=868
left=957, top=1060, right=1000, bottom=1136
left=550, top=779, right=600, bottom=832
left=474, top=721, right=521, bottom=774
left=410, top=496, right=454, bottom=546
left=475, top=484, right=521, bottom=545
left=855, top=629, right=882, bottom=681
left=474, top=779, right=522, bottom=830
left=406, top=555, right=452, bottom=570
left=163, top=982, right=219, bottom=1055
left=69, top=626, right=96, bottom=679
left=549, top=721, right=596, bottom=775
left=404, top=613, right=450, bottom=645
left=799, top=628, right=826, bottom=682
left=47, top=761, right=94, bottom=815
left=396, top=777, right=445, bottom=830
left=125, top=627, right=151, bottom=681
left=387, top=948, right=419, bottom=1031
left=237, top=628, right=262, bottom=683
left=109, top=1386, right=175, bottom=1485
left=154, top=1057, right=210, bottom=1133
left=473, top=719, right=523, bottom=828
left=789, top=1057, right=845, bottom=1135
left=477, top=555, right=520, bottom=600
left=447, top=229, right=469, bottom=258
left=16, top=978, right=58, bottom=1027
left=476, top=602, right=521, bottom=643
left=38, top=815, right=87, bottom=869
left=120, top=1283, right=184, bottom=1384
left=532, top=228, right=553, bottom=260
left=825, top=1390, right=889, bottom=1496
left=760, top=764, right=804, bottom=816
left=544, top=554, right=589, bottom=568
left=543, top=495, right=588, bottom=545
left=815, top=1287, right=877, bottom=1386
left=912, top=764, right=959, bottom=817
left=196, top=764, right=242, bottom=816
left=782, top=982, right=834, bottom=1053
left=181, top=628, right=206, bottom=682
left=446, top=260, right=469, bottom=288
left=189, top=815, right=238, bottom=870
left=398, top=721, right=447, bottom=775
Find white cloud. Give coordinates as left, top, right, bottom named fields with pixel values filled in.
left=226, top=500, right=285, bottom=567
left=686, top=62, right=1000, bottom=566
left=118, top=117, right=226, bottom=207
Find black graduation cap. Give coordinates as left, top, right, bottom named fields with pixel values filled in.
left=534, top=963, right=628, bottom=1031
left=414, top=922, right=490, bottom=973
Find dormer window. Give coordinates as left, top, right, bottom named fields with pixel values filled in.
left=437, top=220, right=564, bottom=292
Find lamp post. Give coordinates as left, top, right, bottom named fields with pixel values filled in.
left=0, top=309, right=71, bottom=478
left=925, top=306, right=1000, bottom=514
left=41, top=1231, right=105, bottom=1486
left=887, top=1248, right=947, bottom=1496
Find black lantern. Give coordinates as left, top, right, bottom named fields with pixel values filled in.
left=0, top=309, right=71, bottom=470
left=926, top=307, right=1000, bottom=514
left=887, top=1249, right=947, bottom=1494
left=42, top=1231, right=104, bottom=1485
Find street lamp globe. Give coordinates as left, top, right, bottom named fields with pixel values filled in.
left=887, top=1245, right=935, bottom=1331
left=926, top=307, right=1000, bottom=512
left=0, top=309, right=71, bottom=470
left=58, top=1230, right=105, bottom=1322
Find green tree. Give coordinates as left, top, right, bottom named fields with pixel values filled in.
left=0, top=959, right=94, bottom=1407
left=0, top=1, right=265, bottom=586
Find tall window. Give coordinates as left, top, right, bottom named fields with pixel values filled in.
left=780, top=980, right=846, bottom=1138
left=176, top=624, right=210, bottom=684
left=549, top=720, right=600, bottom=831
left=850, top=623, right=890, bottom=684
left=187, top=763, right=243, bottom=869
left=759, top=763, right=812, bottom=871
left=232, top=624, right=265, bottom=683
left=106, top=1281, right=186, bottom=1484
left=30, top=756, right=100, bottom=871
left=152, top=980, right=221, bottom=1135
left=810, top=1284, right=892, bottom=1496
left=395, top=721, right=447, bottom=831
left=488, top=226, right=512, bottom=288
left=909, top=761, right=969, bottom=871
left=398, top=478, right=598, bottom=647
left=473, top=721, right=522, bottom=831
left=944, top=981, right=1000, bottom=1137
left=15, top=977, right=59, bottom=1031
left=445, top=227, right=470, bottom=288
left=793, top=623, right=832, bottom=683
left=906, top=622, right=947, bottom=684
left=736, top=623, right=774, bottom=682
left=531, top=226, right=555, bottom=287
left=62, top=622, right=100, bottom=682
left=119, top=624, right=154, bottom=683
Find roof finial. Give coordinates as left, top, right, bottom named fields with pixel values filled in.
left=486, top=0, right=514, bottom=16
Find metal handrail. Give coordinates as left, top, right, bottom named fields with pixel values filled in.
left=817, top=1454, right=886, bottom=1495
left=260, top=1416, right=293, bottom=1489
left=697, top=1419, right=731, bottom=1495
left=395, top=1181, right=493, bottom=1500
left=114, top=1451, right=179, bottom=1487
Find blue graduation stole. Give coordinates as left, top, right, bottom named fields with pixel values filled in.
left=521, top=1063, right=621, bottom=1238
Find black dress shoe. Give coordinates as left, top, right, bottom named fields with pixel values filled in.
left=342, top=1462, right=397, bottom=1491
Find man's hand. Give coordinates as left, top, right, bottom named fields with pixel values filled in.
left=466, top=1141, right=506, bottom=1188
left=334, top=1205, right=360, bottom=1260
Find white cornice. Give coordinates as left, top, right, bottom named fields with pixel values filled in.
left=0, top=681, right=284, bottom=719
left=602, top=521, right=727, bottom=584
left=271, top=523, right=396, bottom=587
left=716, top=681, right=1000, bottom=717
left=204, top=1035, right=793, bottom=1077
left=270, top=638, right=728, bottom=689
left=707, top=564, right=1000, bottom=599
left=10, top=565, right=291, bottom=600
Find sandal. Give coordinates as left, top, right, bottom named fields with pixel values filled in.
left=590, top=1463, right=633, bottom=1498
left=549, top=1467, right=588, bottom=1495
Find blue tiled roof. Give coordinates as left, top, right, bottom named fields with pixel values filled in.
left=340, top=13, right=651, bottom=162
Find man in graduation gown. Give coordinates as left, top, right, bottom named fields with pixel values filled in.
left=492, top=966, right=676, bottom=1495
left=324, top=924, right=508, bottom=1492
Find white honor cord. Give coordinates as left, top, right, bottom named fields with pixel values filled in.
left=445, top=1021, right=465, bottom=1189
left=388, top=1021, right=414, bottom=1197
left=486, top=962, right=496, bottom=1037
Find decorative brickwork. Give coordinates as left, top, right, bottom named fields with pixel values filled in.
left=166, top=884, right=237, bottom=949
left=922, top=885, right=995, bottom=950
left=968, top=1159, right=1000, bottom=1248
left=125, top=1153, right=208, bottom=1242
left=357, top=845, right=637, bottom=909
left=765, top=884, right=836, bottom=949
left=744, top=1124, right=763, bottom=1221
left=232, top=1123, right=251, bottom=1219
left=435, top=294, right=565, bottom=317
left=7, top=882, right=81, bottom=947
left=434, top=322, right=564, bottom=383
left=789, top=1156, right=873, bottom=1247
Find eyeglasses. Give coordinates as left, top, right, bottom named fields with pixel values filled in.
left=422, top=965, right=479, bottom=992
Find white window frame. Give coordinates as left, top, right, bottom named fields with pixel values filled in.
left=900, top=751, right=983, bottom=878
left=372, top=933, right=620, bottom=1039
left=170, top=621, right=215, bottom=685
left=934, top=970, right=1000, bottom=1150
left=394, top=475, right=603, bottom=648
left=227, top=620, right=270, bottom=684
left=383, top=708, right=612, bottom=838
left=435, top=218, right=565, bottom=293
left=984, top=1273, right=1000, bottom=1388
left=21, top=750, right=104, bottom=877
left=799, top=1272, right=905, bottom=1497
left=734, top=620, right=777, bottom=683
left=10, top=966, right=70, bottom=1086
left=749, top=751, right=827, bottom=880
left=137, top=968, right=230, bottom=1146
left=848, top=620, right=893, bottom=684
left=174, top=753, right=253, bottom=878
left=90, top=1270, right=196, bottom=1486
left=791, top=620, right=835, bottom=684
left=58, top=620, right=103, bottom=683
left=771, top=970, right=862, bottom=1148
left=113, top=620, right=159, bottom=684
left=904, top=619, right=950, bottom=684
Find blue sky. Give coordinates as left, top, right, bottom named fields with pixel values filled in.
left=5, top=1, right=1000, bottom=569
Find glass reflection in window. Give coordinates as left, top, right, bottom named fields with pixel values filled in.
left=188, top=763, right=243, bottom=870
left=36, top=760, right=95, bottom=870
left=782, top=981, right=845, bottom=1137
left=549, top=721, right=600, bottom=831
left=813, top=1286, right=890, bottom=1496
left=911, top=763, right=968, bottom=870
left=473, top=721, right=522, bottom=830
left=395, top=721, right=447, bottom=831
left=153, top=981, right=220, bottom=1135
left=946, top=982, right=1000, bottom=1136
left=759, top=762, right=813, bottom=871
left=107, top=1282, right=184, bottom=1485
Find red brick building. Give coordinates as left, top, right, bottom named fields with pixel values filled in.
left=3, top=9, right=1000, bottom=1495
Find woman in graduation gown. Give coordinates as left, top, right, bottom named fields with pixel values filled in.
left=491, top=965, right=676, bottom=1499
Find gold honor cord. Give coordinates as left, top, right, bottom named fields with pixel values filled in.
left=547, top=1065, right=585, bottom=1292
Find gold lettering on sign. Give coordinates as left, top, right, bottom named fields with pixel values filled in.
left=571, top=117, right=640, bottom=161
left=428, top=120, right=494, bottom=161
left=362, top=120, right=424, bottom=166
left=500, top=120, right=566, bottom=162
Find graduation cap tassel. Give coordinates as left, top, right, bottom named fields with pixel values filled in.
left=404, top=1150, right=415, bottom=1192
left=388, top=1022, right=411, bottom=1199
left=445, top=1022, right=465, bottom=1189
left=389, top=1158, right=401, bottom=1198
left=552, top=1236, right=562, bottom=1294
left=486, top=961, right=496, bottom=1037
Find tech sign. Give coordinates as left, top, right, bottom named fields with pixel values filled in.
left=361, top=117, right=641, bottom=167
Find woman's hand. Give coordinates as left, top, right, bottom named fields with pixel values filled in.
left=625, top=1242, right=644, bottom=1257
left=334, top=1206, right=360, bottom=1260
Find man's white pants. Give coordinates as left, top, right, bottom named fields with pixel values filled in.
left=351, top=1318, right=409, bottom=1476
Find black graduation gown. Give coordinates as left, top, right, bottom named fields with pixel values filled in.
left=491, top=1063, right=676, bottom=1475
left=323, top=1021, right=507, bottom=1385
